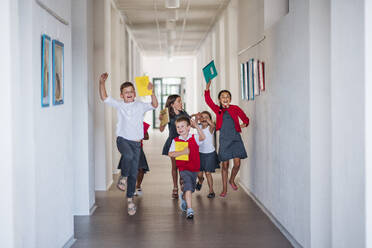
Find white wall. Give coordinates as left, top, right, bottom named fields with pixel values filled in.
left=9, top=0, right=76, bottom=246
left=14, top=0, right=36, bottom=246
left=0, top=0, right=15, bottom=247
left=196, top=0, right=372, bottom=247
left=72, top=0, right=96, bottom=215
left=93, top=0, right=113, bottom=190
left=197, top=0, right=311, bottom=246
left=110, top=5, right=121, bottom=174
left=142, top=56, right=197, bottom=115
left=331, top=0, right=366, bottom=247
left=33, top=0, right=74, bottom=246
left=238, top=0, right=310, bottom=246
left=309, top=0, right=331, bottom=247
left=366, top=0, right=372, bottom=247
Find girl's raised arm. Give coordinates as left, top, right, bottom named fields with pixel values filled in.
left=204, top=81, right=220, bottom=114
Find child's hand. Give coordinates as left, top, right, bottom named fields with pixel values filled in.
left=183, top=147, right=190, bottom=155
left=147, top=82, right=153, bottom=90
left=206, top=80, right=212, bottom=90
left=100, top=73, right=108, bottom=84
left=240, top=123, right=248, bottom=128
left=195, top=112, right=202, bottom=121
left=190, top=118, right=197, bottom=128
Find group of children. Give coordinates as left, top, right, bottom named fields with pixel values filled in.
left=99, top=73, right=249, bottom=219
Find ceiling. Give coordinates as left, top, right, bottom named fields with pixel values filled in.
left=114, top=0, right=230, bottom=56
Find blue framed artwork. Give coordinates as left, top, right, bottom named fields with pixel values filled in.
left=52, top=40, right=64, bottom=105
left=41, top=34, right=51, bottom=107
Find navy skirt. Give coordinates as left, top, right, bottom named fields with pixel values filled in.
left=200, top=151, right=220, bottom=172
left=118, top=147, right=149, bottom=173
left=139, top=148, right=149, bottom=173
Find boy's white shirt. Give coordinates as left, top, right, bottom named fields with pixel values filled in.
left=104, top=96, right=154, bottom=141
left=169, top=133, right=203, bottom=153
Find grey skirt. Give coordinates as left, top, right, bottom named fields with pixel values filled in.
left=218, top=136, right=247, bottom=162
left=139, top=148, right=149, bottom=173
left=162, top=136, right=173, bottom=155
left=118, top=147, right=149, bottom=173
left=200, top=151, right=220, bottom=172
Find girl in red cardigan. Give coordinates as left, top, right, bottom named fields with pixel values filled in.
left=204, top=81, right=249, bottom=197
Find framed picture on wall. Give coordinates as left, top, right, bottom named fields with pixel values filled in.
left=41, top=34, right=51, bottom=107
left=52, top=40, right=64, bottom=105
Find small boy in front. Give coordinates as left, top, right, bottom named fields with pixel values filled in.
left=99, top=72, right=158, bottom=216
left=168, top=116, right=205, bottom=219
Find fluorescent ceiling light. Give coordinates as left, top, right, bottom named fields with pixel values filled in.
left=166, top=20, right=177, bottom=30
left=165, top=0, right=180, bottom=8
left=168, top=9, right=178, bottom=21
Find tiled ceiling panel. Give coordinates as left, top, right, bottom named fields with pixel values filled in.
left=114, top=0, right=230, bottom=56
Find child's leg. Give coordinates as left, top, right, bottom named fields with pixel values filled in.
left=185, top=190, right=192, bottom=209
left=171, top=157, right=179, bottom=198
left=205, top=172, right=214, bottom=193
left=221, top=161, right=229, bottom=195
left=122, top=142, right=140, bottom=199
left=196, top=171, right=204, bottom=191
left=197, top=171, right=204, bottom=184
left=136, top=169, right=145, bottom=189
left=229, top=158, right=241, bottom=187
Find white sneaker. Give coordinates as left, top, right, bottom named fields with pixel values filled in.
left=134, top=188, right=143, bottom=196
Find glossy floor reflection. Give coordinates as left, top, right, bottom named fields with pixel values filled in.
left=72, top=130, right=292, bottom=248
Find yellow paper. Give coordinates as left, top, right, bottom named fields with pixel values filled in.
left=160, top=108, right=170, bottom=126
left=135, top=76, right=152, bottom=96
left=175, top=141, right=189, bottom=161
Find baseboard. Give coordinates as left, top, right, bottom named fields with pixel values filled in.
left=89, top=204, right=97, bottom=215
left=62, top=235, right=76, bottom=248
left=239, top=182, right=303, bottom=248
left=106, top=179, right=113, bottom=190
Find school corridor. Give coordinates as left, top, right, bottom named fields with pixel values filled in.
left=1, top=0, right=372, bottom=248
left=72, top=130, right=292, bottom=248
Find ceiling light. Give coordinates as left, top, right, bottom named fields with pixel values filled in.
left=168, top=9, right=178, bottom=21
left=165, top=0, right=180, bottom=9
left=166, top=20, right=176, bottom=30
left=170, top=30, right=176, bottom=39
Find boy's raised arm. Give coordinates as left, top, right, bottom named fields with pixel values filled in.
left=148, top=82, right=159, bottom=108
left=99, top=72, right=108, bottom=101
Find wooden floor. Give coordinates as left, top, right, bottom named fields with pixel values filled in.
left=72, top=130, right=292, bottom=248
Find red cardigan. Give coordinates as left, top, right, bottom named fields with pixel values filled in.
left=204, top=90, right=249, bottom=132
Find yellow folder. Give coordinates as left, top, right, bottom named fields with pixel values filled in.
left=160, top=108, right=170, bottom=126
left=135, top=76, right=153, bottom=96
left=175, top=141, right=189, bottom=161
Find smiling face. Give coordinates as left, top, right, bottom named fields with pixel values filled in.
left=200, top=113, right=210, bottom=127
left=176, top=120, right=191, bottom=138
left=120, top=86, right=136, bottom=103
left=171, top=97, right=183, bottom=112
left=219, top=91, right=231, bottom=108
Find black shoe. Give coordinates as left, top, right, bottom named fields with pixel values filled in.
left=207, top=192, right=215, bottom=198
left=195, top=182, right=202, bottom=191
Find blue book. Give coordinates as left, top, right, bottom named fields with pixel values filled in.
left=203, top=60, right=218, bottom=83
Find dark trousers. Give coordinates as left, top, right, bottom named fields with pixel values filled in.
left=116, top=137, right=141, bottom=198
